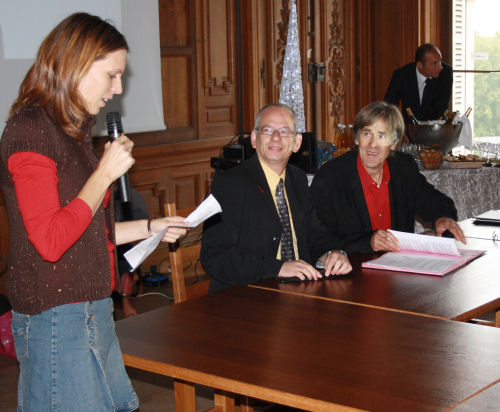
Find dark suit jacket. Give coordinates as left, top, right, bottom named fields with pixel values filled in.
left=201, top=156, right=338, bottom=292
left=384, top=61, right=453, bottom=122
left=310, top=150, right=458, bottom=253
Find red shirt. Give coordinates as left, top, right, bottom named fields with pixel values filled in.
left=357, top=155, right=392, bottom=230
left=8, top=151, right=116, bottom=292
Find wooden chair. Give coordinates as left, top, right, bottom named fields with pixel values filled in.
left=164, top=203, right=210, bottom=304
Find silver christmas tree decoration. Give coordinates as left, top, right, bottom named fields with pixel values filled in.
left=279, top=0, right=305, bottom=133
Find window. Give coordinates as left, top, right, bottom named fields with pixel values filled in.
left=452, top=0, right=500, bottom=144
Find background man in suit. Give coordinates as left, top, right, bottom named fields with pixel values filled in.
left=201, top=103, right=351, bottom=292
left=384, top=43, right=453, bottom=123
left=310, top=101, right=465, bottom=254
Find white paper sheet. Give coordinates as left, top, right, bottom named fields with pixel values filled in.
left=123, top=227, right=168, bottom=271
left=123, top=194, right=222, bottom=271
left=369, top=252, right=460, bottom=273
left=388, top=230, right=460, bottom=256
left=183, top=194, right=222, bottom=227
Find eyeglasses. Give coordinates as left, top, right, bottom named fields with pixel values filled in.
left=255, top=126, right=296, bottom=139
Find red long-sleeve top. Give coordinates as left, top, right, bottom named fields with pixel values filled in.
left=8, top=151, right=116, bottom=291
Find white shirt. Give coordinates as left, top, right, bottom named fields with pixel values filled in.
left=416, top=66, right=429, bottom=105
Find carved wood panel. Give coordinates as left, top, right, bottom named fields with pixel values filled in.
left=196, top=0, right=237, bottom=139
left=327, top=0, right=346, bottom=134
left=159, top=0, right=198, bottom=142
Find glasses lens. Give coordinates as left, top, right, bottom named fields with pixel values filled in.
left=257, top=126, right=294, bottom=138
left=278, top=128, right=291, bottom=137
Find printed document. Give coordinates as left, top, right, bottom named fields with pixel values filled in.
left=124, top=194, right=221, bottom=271
left=362, top=230, right=484, bottom=276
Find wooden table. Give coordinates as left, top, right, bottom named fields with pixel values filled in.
left=450, top=379, right=500, bottom=410
left=116, top=286, right=500, bottom=411
left=252, top=238, right=500, bottom=326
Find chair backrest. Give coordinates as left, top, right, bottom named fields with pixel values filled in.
left=165, top=203, right=210, bottom=303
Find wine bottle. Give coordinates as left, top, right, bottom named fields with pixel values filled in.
left=440, top=109, right=449, bottom=120
left=405, top=108, right=421, bottom=125
left=339, top=124, right=351, bottom=148
left=444, top=111, right=457, bottom=125
left=334, top=123, right=343, bottom=148
left=464, top=107, right=472, bottom=117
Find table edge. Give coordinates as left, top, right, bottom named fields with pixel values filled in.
left=122, top=353, right=365, bottom=412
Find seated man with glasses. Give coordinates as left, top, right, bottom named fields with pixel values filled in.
left=310, top=101, right=465, bottom=253
left=201, top=103, right=351, bottom=292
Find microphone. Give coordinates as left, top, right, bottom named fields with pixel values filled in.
left=106, top=112, right=130, bottom=203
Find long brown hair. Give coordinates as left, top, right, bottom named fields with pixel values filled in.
left=9, top=12, right=128, bottom=139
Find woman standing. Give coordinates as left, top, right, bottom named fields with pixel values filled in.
left=0, top=13, right=186, bottom=411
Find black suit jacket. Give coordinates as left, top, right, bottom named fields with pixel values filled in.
left=310, top=150, right=458, bottom=253
left=201, top=156, right=338, bottom=292
left=384, top=62, right=453, bottom=122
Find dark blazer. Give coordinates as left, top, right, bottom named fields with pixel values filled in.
left=384, top=62, right=453, bottom=122
left=201, top=156, right=338, bottom=293
left=310, top=150, right=458, bottom=253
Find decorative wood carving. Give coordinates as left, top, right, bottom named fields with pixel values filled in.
left=206, top=78, right=233, bottom=95
left=276, top=0, right=290, bottom=84
left=328, top=0, right=345, bottom=125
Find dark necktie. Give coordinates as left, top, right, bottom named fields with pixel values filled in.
left=275, top=178, right=295, bottom=261
left=421, top=77, right=431, bottom=107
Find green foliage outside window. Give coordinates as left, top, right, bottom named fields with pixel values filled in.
left=474, top=32, right=500, bottom=138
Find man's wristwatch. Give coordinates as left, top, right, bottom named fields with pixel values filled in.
left=327, top=250, right=348, bottom=258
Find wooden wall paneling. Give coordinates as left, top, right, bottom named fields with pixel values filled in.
left=342, top=0, right=357, bottom=124
left=240, top=0, right=261, bottom=132
left=371, top=0, right=419, bottom=103
left=272, top=0, right=289, bottom=103
left=308, top=0, right=340, bottom=141
left=196, top=0, right=238, bottom=139
left=297, top=0, right=313, bottom=134
left=309, top=0, right=323, bottom=138
left=438, top=0, right=453, bottom=63
left=128, top=168, right=170, bottom=219
left=158, top=0, right=198, bottom=143
left=128, top=136, right=227, bottom=210
left=420, top=0, right=453, bottom=62
left=162, top=54, right=194, bottom=132
left=326, top=0, right=347, bottom=136
left=351, top=0, right=372, bottom=111
left=170, top=168, right=212, bottom=209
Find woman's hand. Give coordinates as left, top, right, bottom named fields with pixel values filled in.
left=150, top=216, right=188, bottom=243
left=98, top=135, right=135, bottom=185
left=78, top=135, right=135, bottom=216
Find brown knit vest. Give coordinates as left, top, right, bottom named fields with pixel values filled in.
left=0, top=107, right=118, bottom=314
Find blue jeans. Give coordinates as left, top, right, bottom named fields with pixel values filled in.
left=12, top=298, right=138, bottom=412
